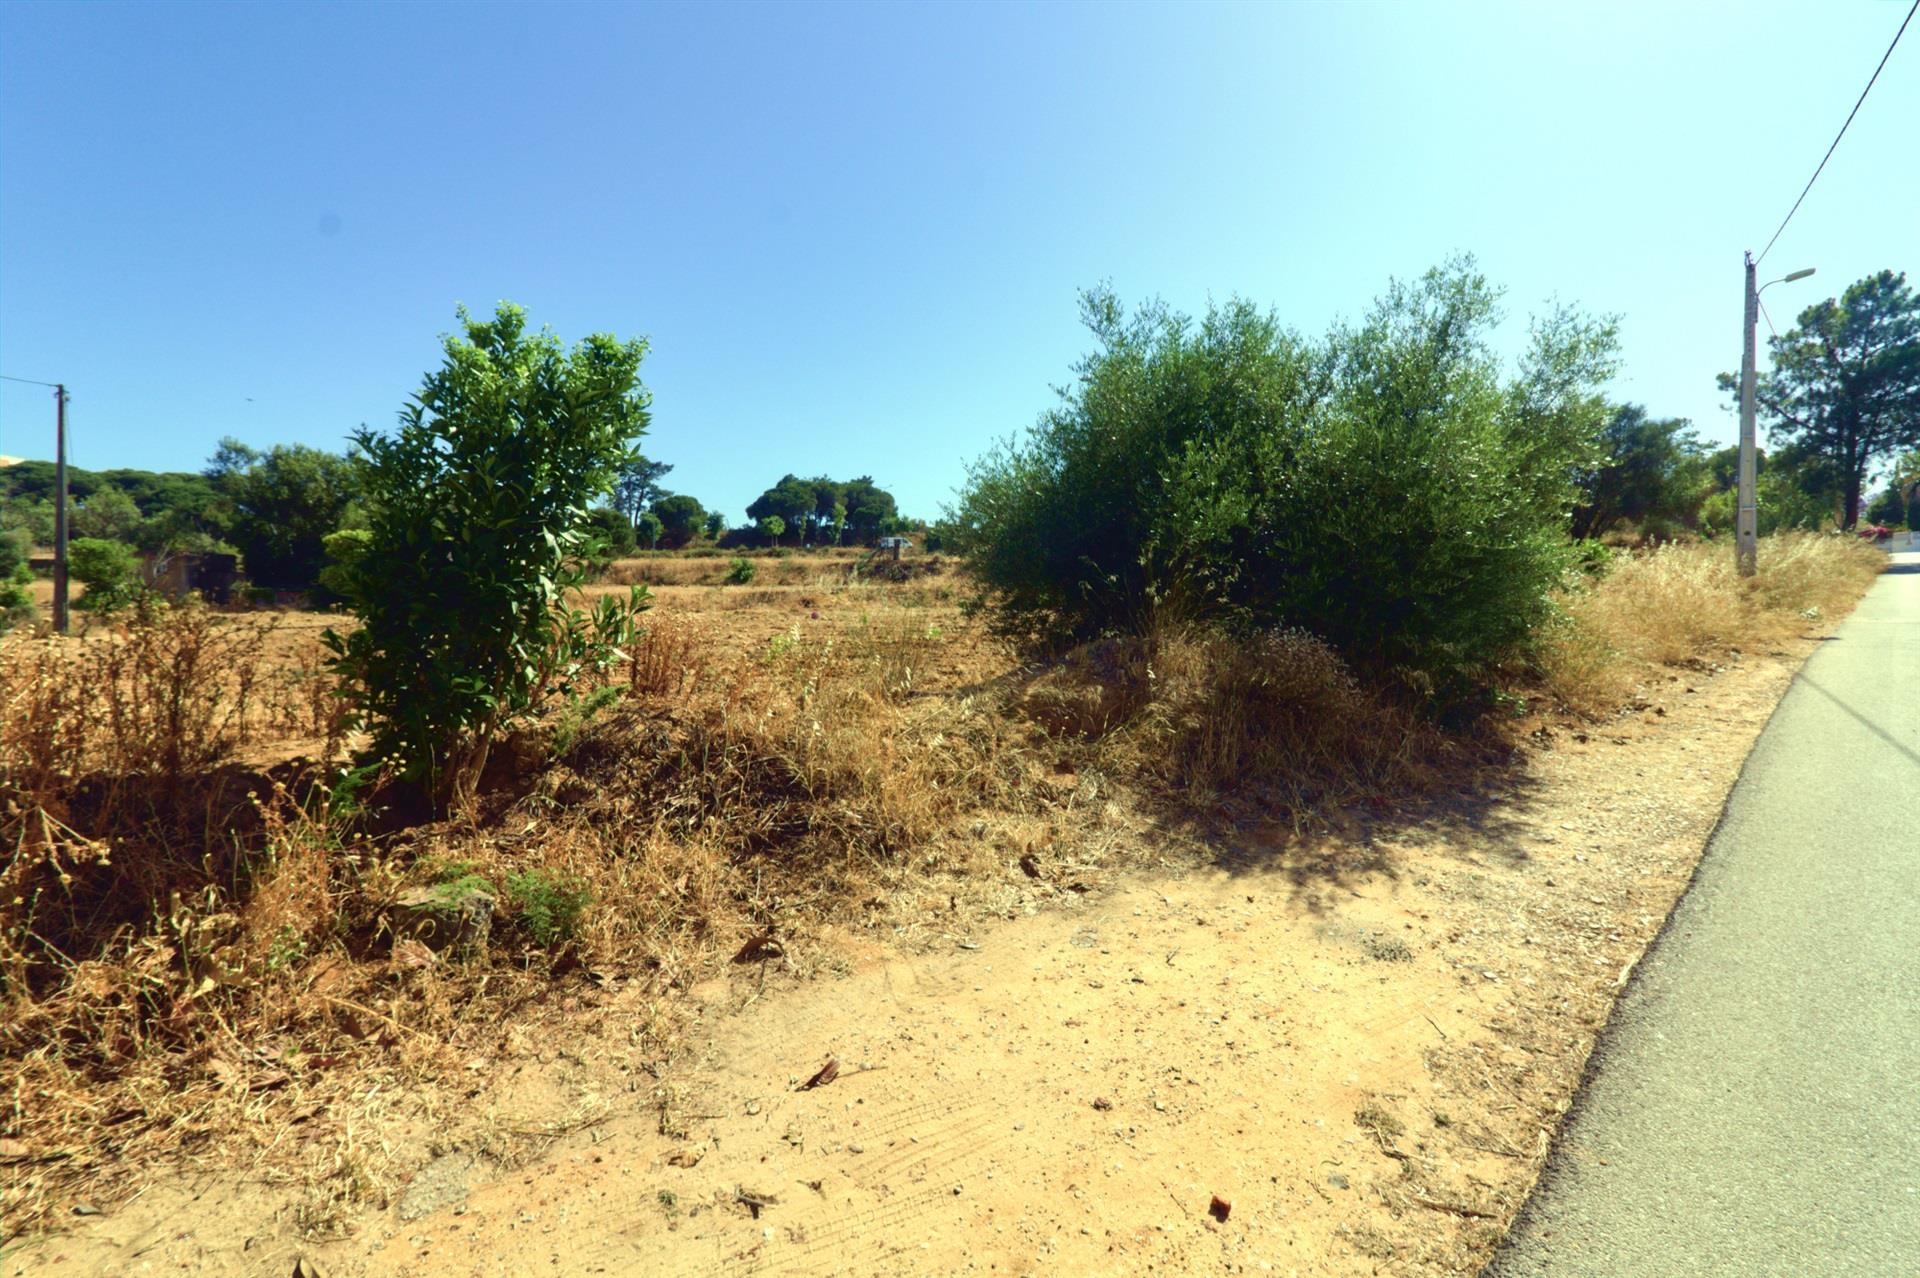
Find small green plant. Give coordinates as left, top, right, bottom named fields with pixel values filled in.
left=264, top=924, right=310, bottom=973
left=552, top=683, right=624, bottom=754
left=505, top=868, right=592, bottom=948
left=726, top=557, right=757, bottom=585
left=426, top=864, right=498, bottom=904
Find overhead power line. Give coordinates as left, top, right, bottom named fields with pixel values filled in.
left=0, top=374, right=64, bottom=388
left=1756, top=0, right=1918, bottom=265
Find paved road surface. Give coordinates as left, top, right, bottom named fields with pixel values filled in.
left=1489, top=545, right=1920, bottom=1276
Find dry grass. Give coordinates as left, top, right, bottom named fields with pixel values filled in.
left=0, top=569, right=1033, bottom=1240
left=597, top=547, right=876, bottom=589
left=1018, top=626, right=1470, bottom=824
left=1539, top=533, right=1886, bottom=715
left=0, top=536, right=1888, bottom=1242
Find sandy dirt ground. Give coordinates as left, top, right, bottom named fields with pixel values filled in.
left=6, top=633, right=1818, bottom=1277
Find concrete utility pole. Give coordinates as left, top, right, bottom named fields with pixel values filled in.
left=1737, top=257, right=1815, bottom=579
left=1738, top=255, right=1760, bottom=577
left=52, top=383, right=70, bottom=634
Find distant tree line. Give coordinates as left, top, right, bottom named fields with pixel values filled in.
left=1, top=442, right=364, bottom=603
left=601, top=461, right=915, bottom=551
left=743, top=474, right=903, bottom=546
left=0, top=437, right=926, bottom=615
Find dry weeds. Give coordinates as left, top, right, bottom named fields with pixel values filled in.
left=1538, top=532, right=1884, bottom=715
left=0, top=536, right=1889, bottom=1245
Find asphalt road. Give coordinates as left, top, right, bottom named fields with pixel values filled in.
left=1489, top=544, right=1920, bottom=1277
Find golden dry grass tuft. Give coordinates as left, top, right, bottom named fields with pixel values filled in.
left=1539, top=533, right=1886, bottom=715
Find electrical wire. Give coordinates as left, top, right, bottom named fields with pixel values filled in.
left=1756, top=0, right=1918, bottom=265
left=0, top=374, right=63, bottom=388
left=1758, top=298, right=1780, bottom=341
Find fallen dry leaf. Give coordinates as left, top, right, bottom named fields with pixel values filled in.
left=390, top=938, right=437, bottom=972
left=799, top=1059, right=840, bottom=1091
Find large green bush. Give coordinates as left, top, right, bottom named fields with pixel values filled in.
left=583, top=505, right=638, bottom=562
left=316, top=527, right=373, bottom=603
left=950, top=261, right=1618, bottom=698
left=69, top=537, right=143, bottom=613
left=207, top=440, right=362, bottom=590
left=326, top=303, right=654, bottom=803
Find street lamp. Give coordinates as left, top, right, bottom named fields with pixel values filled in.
left=1737, top=256, right=1815, bottom=577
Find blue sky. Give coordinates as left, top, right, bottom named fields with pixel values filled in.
left=2, top=0, right=1915, bottom=523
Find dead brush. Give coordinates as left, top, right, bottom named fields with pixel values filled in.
left=261, top=632, right=351, bottom=742
left=0, top=776, right=388, bottom=1243
left=626, top=615, right=709, bottom=698
left=1, top=599, right=277, bottom=788
left=598, top=557, right=723, bottom=588
left=1020, top=626, right=1458, bottom=819
left=546, top=610, right=1029, bottom=874
left=0, top=603, right=348, bottom=989
left=0, top=602, right=371, bottom=1239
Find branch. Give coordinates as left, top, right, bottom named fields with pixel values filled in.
left=1755, top=392, right=1812, bottom=433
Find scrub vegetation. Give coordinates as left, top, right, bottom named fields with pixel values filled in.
left=0, top=274, right=1894, bottom=1243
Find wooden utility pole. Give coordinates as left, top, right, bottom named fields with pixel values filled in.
left=53, top=384, right=69, bottom=634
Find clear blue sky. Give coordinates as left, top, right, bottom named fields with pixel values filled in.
left=3, top=0, right=1915, bottom=522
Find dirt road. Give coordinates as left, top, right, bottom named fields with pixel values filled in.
left=1491, top=546, right=1920, bottom=1276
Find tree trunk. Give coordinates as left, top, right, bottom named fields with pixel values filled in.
left=442, top=728, right=495, bottom=815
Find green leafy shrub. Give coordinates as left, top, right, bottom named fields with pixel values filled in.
left=69, top=537, right=143, bottom=612
left=950, top=261, right=1617, bottom=700
left=726, top=557, right=757, bottom=585
left=325, top=303, right=654, bottom=805
left=206, top=440, right=362, bottom=590
left=1570, top=539, right=1614, bottom=577
left=316, top=527, right=373, bottom=603
left=585, top=505, right=638, bottom=563
left=0, top=528, right=35, bottom=633
left=505, top=868, right=592, bottom=948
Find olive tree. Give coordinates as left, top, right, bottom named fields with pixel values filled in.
left=326, top=303, right=653, bottom=804
left=951, top=261, right=1618, bottom=700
